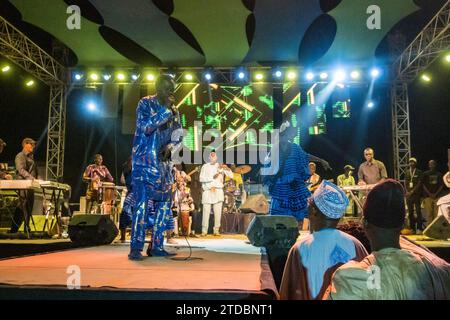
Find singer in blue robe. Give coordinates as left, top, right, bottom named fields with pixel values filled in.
left=128, top=75, right=183, bottom=260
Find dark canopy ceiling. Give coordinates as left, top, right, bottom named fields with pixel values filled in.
left=1, top=0, right=445, bottom=68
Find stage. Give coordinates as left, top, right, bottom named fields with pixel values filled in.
left=0, top=235, right=278, bottom=300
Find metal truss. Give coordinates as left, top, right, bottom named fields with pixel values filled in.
left=391, top=0, right=450, bottom=180
left=46, top=85, right=67, bottom=181
left=0, top=15, right=68, bottom=181
left=391, top=82, right=411, bottom=180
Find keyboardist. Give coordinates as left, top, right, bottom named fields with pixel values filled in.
left=10, top=138, right=38, bottom=233
left=357, top=147, right=387, bottom=185
left=0, top=138, right=12, bottom=180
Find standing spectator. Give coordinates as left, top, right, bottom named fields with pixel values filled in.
left=422, top=160, right=445, bottom=226
left=404, top=158, right=423, bottom=234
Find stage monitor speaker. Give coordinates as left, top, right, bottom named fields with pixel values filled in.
left=68, top=214, right=118, bottom=245
left=423, top=215, right=450, bottom=240
left=246, top=215, right=298, bottom=248
left=240, top=194, right=269, bottom=214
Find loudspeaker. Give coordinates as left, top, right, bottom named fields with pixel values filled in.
left=424, top=215, right=450, bottom=240
left=68, top=214, right=118, bottom=245
left=240, top=194, right=269, bottom=214
left=246, top=215, right=298, bottom=248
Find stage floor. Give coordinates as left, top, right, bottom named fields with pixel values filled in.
left=0, top=236, right=278, bottom=300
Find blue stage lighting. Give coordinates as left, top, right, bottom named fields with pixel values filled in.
left=370, top=68, right=380, bottom=78
left=367, top=101, right=375, bottom=108
left=204, top=73, right=212, bottom=81
left=274, top=70, right=282, bottom=78
left=87, top=102, right=97, bottom=112
left=238, top=71, right=245, bottom=79
left=306, top=72, right=314, bottom=81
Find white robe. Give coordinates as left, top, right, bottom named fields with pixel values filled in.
left=199, top=163, right=233, bottom=204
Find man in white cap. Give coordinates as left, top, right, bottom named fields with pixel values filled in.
left=279, top=180, right=368, bottom=300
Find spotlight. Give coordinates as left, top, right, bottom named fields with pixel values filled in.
left=238, top=71, right=245, bottom=80
left=370, top=68, right=380, bottom=78
left=204, top=73, right=212, bottom=81
left=89, top=73, right=99, bottom=81
left=287, top=71, right=297, bottom=80
left=445, top=54, right=450, bottom=63
left=255, top=72, right=264, bottom=81
left=146, top=73, right=155, bottom=81
left=185, top=73, right=193, bottom=81
left=350, top=70, right=360, bottom=80
left=131, top=73, right=140, bottom=81
left=319, top=72, right=328, bottom=80
left=103, top=74, right=111, bottom=81
left=117, top=73, right=126, bottom=81
left=274, top=70, right=282, bottom=78
left=1, top=65, right=10, bottom=73
left=74, top=73, right=83, bottom=80
left=421, top=74, right=431, bottom=82
left=87, top=102, right=97, bottom=112
left=333, top=69, right=346, bottom=82
left=305, top=72, right=314, bottom=81
left=25, top=80, right=34, bottom=87
left=367, top=101, right=375, bottom=108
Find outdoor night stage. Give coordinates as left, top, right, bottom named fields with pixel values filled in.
left=0, top=236, right=278, bottom=300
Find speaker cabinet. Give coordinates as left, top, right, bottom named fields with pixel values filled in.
left=68, top=214, right=118, bottom=245
left=424, top=215, right=450, bottom=240
left=246, top=215, right=298, bottom=248
left=240, top=194, right=269, bottom=214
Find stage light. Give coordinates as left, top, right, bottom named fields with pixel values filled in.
left=204, top=73, right=212, bottom=81
left=1, top=65, right=10, bottom=73
left=74, top=73, right=83, bottom=80
left=333, top=69, right=346, bottom=82
left=131, top=74, right=140, bottom=81
left=305, top=72, right=314, bottom=81
left=146, top=73, right=155, bottom=81
left=337, top=83, right=345, bottom=89
left=238, top=71, right=245, bottom=80
left=287, top=71, right=297, bottom=80
left=445, top=54, right=450, bottom=63
left=117, top=73, right=126, bottom=81
left=274, top=70, right=282, bottom=78
left=185, top=73, right=193, bottom=81
left=255, top=72, right=264, bottom=81
left=319, top=72, right=328, bottom=80
left=103, top=74, right=111, bottom=81
left=370, top=68, right=380, bottom=78
left=89, top=73, right=99, bottom=81
left=25, top=80, right=34, bottom=87
left=367, top=101, right=374, bottom=108
left=350, top=70, right=360, bottom=79
left=421, top=74, right=431, bottom=82
left=87, top=102, right=97, bottom=112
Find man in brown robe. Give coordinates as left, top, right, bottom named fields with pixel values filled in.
left=279, top=180, right=368, bottom=300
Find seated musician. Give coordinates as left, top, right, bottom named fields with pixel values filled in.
left=10, top=138, right=38, bottom=233
left=225, top=164, right=244, bottom=193
left=0, top=138, right=12, bottom=180
left=307, top=162, right=321, bottom=192
left=83, top=154, right=113, bottom=214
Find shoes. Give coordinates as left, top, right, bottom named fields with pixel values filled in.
left=189, top=233, right=199, bottom=238
left=213, top=233, right=221, bottom=237
left=166, top=238, right=177, bottom=244
left=416, top=230, right=423, bottom=235
left=200, top=233, right=207, bottom=237
left=150, top=249, right=177, bottom=257
left=128, top=249, right=143, bottom=261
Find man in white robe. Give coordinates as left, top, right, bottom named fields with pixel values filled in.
left=279, top=180, right=368, bottom=300
left=199, top=151, right=233, bottom=236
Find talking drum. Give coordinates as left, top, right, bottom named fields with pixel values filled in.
left=101, top=182, right=116, bottom=214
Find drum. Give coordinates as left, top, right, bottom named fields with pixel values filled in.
left=101, top=182, right=116, bottom=214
